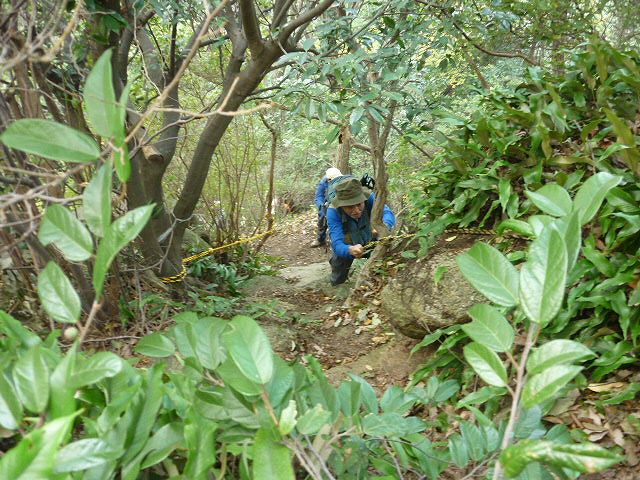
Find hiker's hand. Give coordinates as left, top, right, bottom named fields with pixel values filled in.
left=372, top=229, right=378, bottom=237
left=349, top=244, right=364, bottom=258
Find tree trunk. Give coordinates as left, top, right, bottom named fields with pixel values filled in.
left=255, top=114, right=278, bottom=252
left=337, top=124, right=352, bottom=174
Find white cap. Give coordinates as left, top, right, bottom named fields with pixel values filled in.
left=326, top=167, right=342, bottom=180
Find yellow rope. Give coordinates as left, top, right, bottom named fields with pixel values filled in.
left=160, top=228, right=276, bottom=283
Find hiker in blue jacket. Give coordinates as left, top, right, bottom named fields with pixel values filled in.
left=327, top=176, right=395, bottom=286
left=311, top=167, right=342, bottom=247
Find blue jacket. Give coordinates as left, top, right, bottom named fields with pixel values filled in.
left=327, top=193, right=396, bottom=258
left=315, top=177, right=329, bottom=209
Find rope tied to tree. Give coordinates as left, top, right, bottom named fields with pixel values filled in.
left=160, top=228, right=276, bottom=284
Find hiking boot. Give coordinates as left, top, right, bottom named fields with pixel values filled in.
left=311, top=239, right=325, bottom=248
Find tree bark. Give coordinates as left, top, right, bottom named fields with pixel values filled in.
left=337, top=124, right=352, bottom=174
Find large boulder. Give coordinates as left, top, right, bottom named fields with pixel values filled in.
left=379, top=235, right=486, bottom=339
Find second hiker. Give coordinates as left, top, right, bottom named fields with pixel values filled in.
left=311, top=167, right=342, bottom=247
left=327, top=176, right=395, bottom=286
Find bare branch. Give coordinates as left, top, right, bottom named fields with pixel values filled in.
left=279, top=0, right=335, bottom=43
left=238, top=0, right=265, bottom=56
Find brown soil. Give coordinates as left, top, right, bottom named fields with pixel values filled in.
left=257, top=210, right=429, bottom=390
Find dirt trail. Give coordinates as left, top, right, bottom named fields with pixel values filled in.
left=245, top=210, right=429, bottom=390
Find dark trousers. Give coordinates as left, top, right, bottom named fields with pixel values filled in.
left=329, top=254, right=353, bottom=285
left=317, top=207, right=327, bottom=243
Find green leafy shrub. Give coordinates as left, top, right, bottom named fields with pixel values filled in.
left=410, top=39, right=640, bottom=379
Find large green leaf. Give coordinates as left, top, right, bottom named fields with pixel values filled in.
left=279, top=400, right=298, bottom=435
left=362, top=412, right=426, bottom=436
left=551, top=211, right=581, bottom=272
left=573, top=172, right=622, bottom=225
left=463, top=342, right=508, bottom=387
left=122, top=422, right=184, bottom=479
left=121, top=364, right=164, bottom=465
left=135, top=332, right=176, bottom=358
left=0, top=412, right=77, bottom=479
left=192, top=317, right=227, bottom=370
left=462, top=304, right=514, bottom=352
left=525, top=184, right=572, bottom=217
left=519, top=229, right=567, bottom=326
left=83, top=162, right=112, bottom=237
left=39, top=205, right=93, bottom=261
left=216, top=356, right=262, bottom=396
left=70, top=352, right=123, bottom=388
left=457, top=242, right=520, bottom=307
left=0, top=119, right=100, bottom=163
left=55, top=438, right=122, bottom=472
left=528, top=215, right=554, bottom=237
left=49, top=345, right=77, bottom=420
left=0, top=373, right=22, bottom=430
left=526, top=340, right=595, bottom=376
left=0, top=310, right=40, bottom=347
left=182, top=419, right=217, bottom=478
left=37, top=262, right=81, bottom=324
left=13, top=344, right=50, bottom=413
left=252, top=428, right=295, bottom=480
left=296, top=404, right=331, bottom=435
left=521, top=365, right=582, bottom=408
left=222, top=316, right=273, bottom=385
left=501, top=440, right=623, bottom=477
left=83, top=49, right=118, bottom=138
left=93, top=205, right=154, bottom=296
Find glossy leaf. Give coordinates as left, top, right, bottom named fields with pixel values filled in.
left=0, top=119, right=100, bottom=162
left=222, top=315, right=273, bottom=385
left=551, top=211, right=581, bottom=272
left=496, top=219, right=534, bottom=238
left=192, top=317, right=227, bottom=370
left=216, top=356, right=262, bottom=396
left=528, top=215, right=554, bottom=237
left=70, top=352, right=123, bottom=388
left=501, top=440, right=623, bottom=477
left=0, top=310, right=41, bottom=347
left=463, top=304, right=514, bottom=352
left=521, top=365, right=582, bottom=408
left=37, top=262, right=81, bottom=324
left=0, top=374, right=22, bottom=430
left=0, top=413, right=77, bottom=479
left=113, top=143, right=131, bottom=183
left=457, top=242, right=520, bottom=307
left=463, top=342, right=508, bottom=387
left=135, top=332, right=176, bottom=358
left=526, top=340, right=595, bottom=375
left=13, top=345, right=50, bottom=413
left=55, top=438, right=122, bottom=472
left=519, top=229, right=567, bottom=326
left=49, top=345, right=77, bottom=420
left=93, top=205, right=154, bottom=296
left=297, top=404, right=331, bottom=435
left=279, top=400, right=297, bottom=435
left=83, top=162, right=112, bottom=237
left=252, top=428, right=295, bottom=480
left=525, top=184, right=572, bottom=217
left=83, top=49, right=118, bottom=138
left=39, top=205, right=93, bottom=261
left=362, top=412, right=426, bottom=436
left=573, top=172, right=622, bottom=225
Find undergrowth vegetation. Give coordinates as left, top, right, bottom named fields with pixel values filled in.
left=406, top=37, right=640, bottom=462
left=1, top=38, right=638, bottom=479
